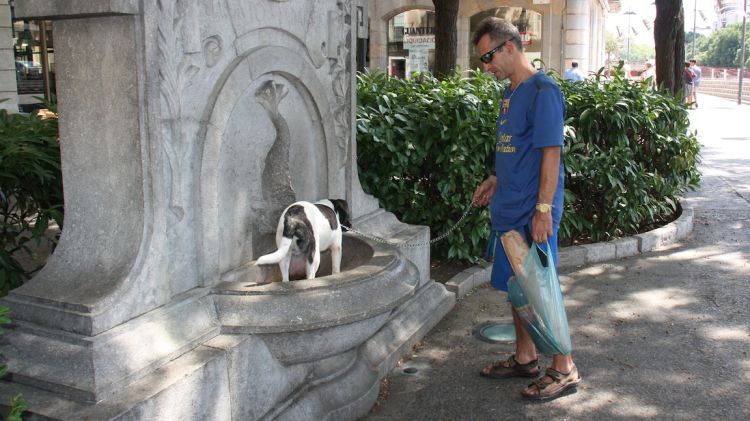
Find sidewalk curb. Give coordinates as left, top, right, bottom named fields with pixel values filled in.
left=444, top=200, right=694, bottom=299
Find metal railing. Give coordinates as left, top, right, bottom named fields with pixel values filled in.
left=699, top=66, right=750, bottom=80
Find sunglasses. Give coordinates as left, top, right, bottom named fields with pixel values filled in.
left=479, top=39, right=514, bottom=64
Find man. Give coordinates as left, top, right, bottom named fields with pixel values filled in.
left=471, top=17, right=580, bottom=401
left=690, top=59, right=702, bottom=108
left=684, top=62, right=695, bottom=107
left=640, top=60, right=656, bottom=88
left=563, top=61, right=584, bottom=82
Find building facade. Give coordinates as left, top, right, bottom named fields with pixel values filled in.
left=1, top=0, right=55, bottom=113
left=1, top=1, right=616, bottom=113
left=1, top=1, right=17, bottom=112
left=368, top=0, right=615, bottom=78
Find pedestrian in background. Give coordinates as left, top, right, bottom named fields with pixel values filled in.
left=684, top=61, right=695, bottom=107
left=690, top=59, right=702, bottom=108
left=563, top=61, right=585, bottom=82
left=640, top=60, right=656, bottom=88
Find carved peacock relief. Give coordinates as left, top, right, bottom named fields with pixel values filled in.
left=256, top=80, right=297, bottom=230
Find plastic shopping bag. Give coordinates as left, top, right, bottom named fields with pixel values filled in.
left=507, top=242, right=572, bottom=356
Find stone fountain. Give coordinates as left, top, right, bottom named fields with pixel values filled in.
left=0, top=1, right=454, bottom=419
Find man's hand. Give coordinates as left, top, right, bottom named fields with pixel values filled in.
left=531, top=210, right=553, bottom=243
left=472, top=175, right=497, bottom=206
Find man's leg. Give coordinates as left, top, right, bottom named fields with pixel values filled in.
left=480, top=232, right=540, bottom=378
left=511, top=306, right=538, bottom=364
left=489, top=226, right=546, bottom=364
left=694, top=85, right=699, bottom=107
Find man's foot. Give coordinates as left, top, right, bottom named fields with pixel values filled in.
left=480, top=355, right=540, bottom=379
left=521, top=365, right=581, bottom=401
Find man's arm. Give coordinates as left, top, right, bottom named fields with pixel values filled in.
left=531, top=146, right=561, bottom=243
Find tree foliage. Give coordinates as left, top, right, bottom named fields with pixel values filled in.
left=0, top=108, right=63, bottom=295
left=624, top=44, right=656, bottom=62
left=605, top=32, right=619, bottom=60
left=697, top=23, right=750, bottom=67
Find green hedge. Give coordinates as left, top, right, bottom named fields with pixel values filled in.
left=560, top=69, right=700, bottom=242
left=357, top=71, right=498, bottom=261
left=356, top=70, right=700, bottom=261
left=0, top=107, right=63, bottom=295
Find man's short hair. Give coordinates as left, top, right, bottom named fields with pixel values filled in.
left=571, top=62, right=579, bottom=68
left=471, top=17, right=523, bottom=51
left=689, top=59, right=697, bottom=64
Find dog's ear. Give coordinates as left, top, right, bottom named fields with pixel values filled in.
left=330, top=199, right=351, bottom=227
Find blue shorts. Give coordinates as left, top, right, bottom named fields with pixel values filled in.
left=485, top=224, right=559, bottom=292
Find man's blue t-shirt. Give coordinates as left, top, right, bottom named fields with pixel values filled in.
left=491, top=71, right=565, bottom=232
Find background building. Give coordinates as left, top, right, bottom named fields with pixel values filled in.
left=1, top=0, right=17, bottom=112
left=1, top=0, right=618, bottom=113
left=1, top=0, right=55, bottom=113
left=715, top=0, right=748, bottom=26
left=368, top=0, right=616, bottom=78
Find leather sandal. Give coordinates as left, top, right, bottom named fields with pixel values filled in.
left=480, top=355, right=540, bottom=379
left=521, top=365, right=581, bottom=401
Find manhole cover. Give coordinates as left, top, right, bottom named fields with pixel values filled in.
left=402, top=367, right=419, bottom=375
left=473, top=321, right=516, bottom=344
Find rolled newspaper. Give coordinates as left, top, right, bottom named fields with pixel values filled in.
left=500, top=229, right=529, bottom=275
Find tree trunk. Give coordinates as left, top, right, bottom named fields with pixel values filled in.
left=433, top=0, right=459, bottom=78
left=654, top=0, right=686, bottom=96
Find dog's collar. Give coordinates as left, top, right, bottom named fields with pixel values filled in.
left=314, top=199, right=335, bottom=212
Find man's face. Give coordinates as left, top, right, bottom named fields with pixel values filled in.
left=477, top=34, right=510, bottom=81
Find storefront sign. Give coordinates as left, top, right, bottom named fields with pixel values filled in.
left=406, top=49, right=429, bottom=76
left=403, top=26, right=435, bottom=36
left=403, top=34, right=435, bottom=50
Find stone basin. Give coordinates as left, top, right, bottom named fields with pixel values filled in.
left=212, top=234, right=419, bottom=364
left=246, top=234, right=376, bottom=284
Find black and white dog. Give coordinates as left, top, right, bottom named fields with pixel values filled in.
left=255, top=199, right=351, bottom=282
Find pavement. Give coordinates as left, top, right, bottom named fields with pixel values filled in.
left=361, top=94, right=750, bottom=421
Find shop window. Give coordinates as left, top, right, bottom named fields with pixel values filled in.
left=12, top=14, right=55, bottom=113
left=469, top=7, right=543, bottom=71
left=387, top=9, right=435, bottom=78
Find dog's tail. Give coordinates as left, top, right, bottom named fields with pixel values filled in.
left=255, top=237, right=293, bottom=265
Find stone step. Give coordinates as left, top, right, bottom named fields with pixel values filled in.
left=700, top=92, right=750, bottom=104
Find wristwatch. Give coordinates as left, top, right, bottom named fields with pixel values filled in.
left=535, top=203, right=553, bottom=213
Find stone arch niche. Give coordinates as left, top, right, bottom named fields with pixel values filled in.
left=200, top=44, right=339, bottom=285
